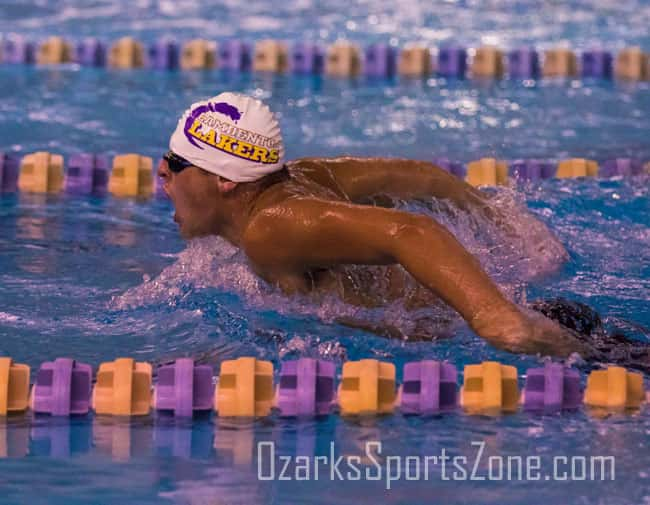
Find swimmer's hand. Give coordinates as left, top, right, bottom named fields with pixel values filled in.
left=471, top=307, right=597, bottom=358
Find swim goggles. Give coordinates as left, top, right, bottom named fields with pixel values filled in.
left=163, top=150, right=194, bottom=174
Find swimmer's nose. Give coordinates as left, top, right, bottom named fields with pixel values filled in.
left=157, top=158, right=171, bottom=181
left=157, top=159, right=174, bottom=198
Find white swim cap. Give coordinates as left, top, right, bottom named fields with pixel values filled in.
left=169, top=92, right=285, bottom=182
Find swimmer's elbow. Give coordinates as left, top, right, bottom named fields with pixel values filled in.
left=389, top=215, right=444, bottom=257
left=391, top=217, right=428, bottom=242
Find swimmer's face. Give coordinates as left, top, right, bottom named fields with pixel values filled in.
left=157, top=159, right=236, bottom=239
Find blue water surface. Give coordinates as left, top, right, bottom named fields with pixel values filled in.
left=0, top=1, right=650, bottom=504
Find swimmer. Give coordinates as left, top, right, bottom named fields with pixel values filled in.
left=157, top=92, right=600, bottom=359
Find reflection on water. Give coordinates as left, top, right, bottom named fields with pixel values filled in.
left=30, top=418, right=92, bottom=458
left=0, top=418, right=30, bottom=458
left=0, top=409, right=648, bottom=504
left=154, top=416, right=214, bottom=460
left=92, top=416, right=154, bottom=462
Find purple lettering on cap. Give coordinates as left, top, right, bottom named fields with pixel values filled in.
left=212, top=102, right=242, bottom=122
left=183, top=101, right=243, bottom=149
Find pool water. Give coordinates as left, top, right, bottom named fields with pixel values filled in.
left=1, top=1, right=650, bottom=504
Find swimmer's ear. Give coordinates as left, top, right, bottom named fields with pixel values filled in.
left=216, top=177, right=238, bottom=193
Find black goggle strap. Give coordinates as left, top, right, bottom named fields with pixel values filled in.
left=163, top=151, right=193, bottom=173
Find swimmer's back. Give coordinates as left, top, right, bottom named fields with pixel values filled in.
left=283, top=156, right=485, bottom=207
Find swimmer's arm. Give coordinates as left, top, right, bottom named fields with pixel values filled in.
left=295, top=157, right=490, bottom=212
left=244, top=198, right=528, bottom=352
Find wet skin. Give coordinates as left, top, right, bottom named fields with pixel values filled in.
left=158, top=156, right=595, bottom=358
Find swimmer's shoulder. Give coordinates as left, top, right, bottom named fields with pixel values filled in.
left=241, top=194, right=323, bottom=287
left=285, top=157, right=347, bottom=193
left=249, top=157, right=356, bottom=203
left=242, top=185, right=354, bottom=268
